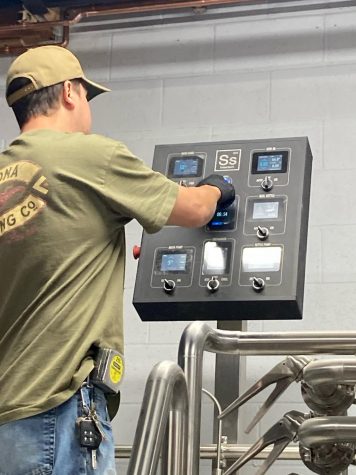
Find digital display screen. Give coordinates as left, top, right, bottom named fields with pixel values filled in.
left=257, top=154, right=283, bottom=172
left=253, top=201, right=279, bottom=220
left=161, top=253, right=187, bottom=272
left=202, top=242, right=230, bottom=275
left=251, top=150, right=288, bottom=175
left=168, top=155, right=204, bottom=178
left=207, top=199, right=237, bottom=231
left=242, top=246, right=282, bottom=273
left=173, top=158, right=199, bottom=177
left=209, top=207, right=234, bottom=228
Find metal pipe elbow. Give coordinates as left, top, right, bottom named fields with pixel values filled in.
left=299, top=416, right=356, bottom=447
left=303, top=359, right=356, bottom=386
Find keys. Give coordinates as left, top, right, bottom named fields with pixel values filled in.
left=78, top=416, right=102, bottom=470
left=78, top=416, right=102, bottom=449
left=91, top=450, right=97, bottom=470
left=90, top=409, right=106, bottom=441
left=78, top=381, right=106, bottom=470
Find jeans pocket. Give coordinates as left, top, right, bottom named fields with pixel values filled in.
left=0, top=411, right=55, bottom=475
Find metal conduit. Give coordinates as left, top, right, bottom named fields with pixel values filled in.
left=126, top=360, right=188, bottom=475
left=177, top=321, right=356, bottom=475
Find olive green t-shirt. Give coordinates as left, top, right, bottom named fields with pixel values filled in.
left=0, top=129, right=178, bottom=425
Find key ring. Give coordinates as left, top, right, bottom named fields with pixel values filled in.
left=80, top=377, right=93, bottom=416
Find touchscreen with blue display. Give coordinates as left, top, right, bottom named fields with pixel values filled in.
left=161, top=253, right=187, bottom=272
left=257, top=154, right=283, bottom=172
left=252, top=150, right=288, bottom=174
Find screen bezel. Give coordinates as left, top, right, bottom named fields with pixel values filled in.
left=167, top=155, right=204, bottom=178
left=251, top=150, right=289, bottom=175
left=154, top=248, right=194, bottom=275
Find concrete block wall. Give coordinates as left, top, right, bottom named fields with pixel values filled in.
left=2, top=4, right=356, bottom=474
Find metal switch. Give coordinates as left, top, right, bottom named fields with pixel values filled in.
left=163, top=279, right=175, bottom=293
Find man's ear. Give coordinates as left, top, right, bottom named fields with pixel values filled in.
left=62, top=80, right=75, bottom=109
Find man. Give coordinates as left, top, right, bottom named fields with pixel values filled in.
left=0, top=45, right=234, bottom=474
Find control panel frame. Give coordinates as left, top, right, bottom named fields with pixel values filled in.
left=133, top=137, right=312, bottom=321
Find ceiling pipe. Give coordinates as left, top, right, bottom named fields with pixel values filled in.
left=0, top=26, right=69, bottom=55
left=0, top=0, right=265, bottom=33
left=1, top=0, right=356, bottom=54
left=0, top=0, right=272, bottom=54
left=67, top=0, right=267, bottom=20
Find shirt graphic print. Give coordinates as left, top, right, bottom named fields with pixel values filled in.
left=0, top=160, right=48, bottom=240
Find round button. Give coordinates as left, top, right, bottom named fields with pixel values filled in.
left=163, top=279, right=175, bottom=293
left=132, top=245, right=141, bottom=259
left=261, top=176, right=273, bottom=192
left=207, top=277, right=220, bottom=292
left=257, top=226, right=269, bottom=241
left=252, top=277, right=265, bottom=292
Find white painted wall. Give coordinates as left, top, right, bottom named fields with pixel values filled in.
left=2, top=5, right=356, bottom=474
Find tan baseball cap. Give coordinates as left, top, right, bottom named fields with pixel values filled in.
left=6, top=45, right=110, bottom=107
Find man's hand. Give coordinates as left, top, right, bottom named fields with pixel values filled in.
left=167, top=175, right=235, bottom=227
left=196, top=174, right=235, bottom=207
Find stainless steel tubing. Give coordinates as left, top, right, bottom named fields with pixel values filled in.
left=299, top=417, right=356, bottom=447
left=115, top=444, right=302, bottom=460
left=202, top=388, right=223, bottom=472
left=127, top=360, right=188, bottom=475
left=178, top=321, right=356, bottom=475
left=212, top=330, right=356, bottom=356
left=303, top=359, right=356, bottom=386
left=178, top=322, right=216, bottom=475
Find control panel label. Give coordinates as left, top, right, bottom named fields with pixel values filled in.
left=215, top=149, right=241, bottom=171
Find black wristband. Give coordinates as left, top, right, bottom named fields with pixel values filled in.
left=196, top=174, right=235, bottom=207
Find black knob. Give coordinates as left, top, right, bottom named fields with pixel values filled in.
left=252, top=277, right=265, bottom=292
left=207, top=277, right=220, bottom=292
left=261, top=176, right=273, bottom=192
left=257, top=226, right=269, bottom=241
left=163, top=279, right=175, bottom=293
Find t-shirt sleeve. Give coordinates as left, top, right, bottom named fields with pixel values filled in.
left=102, top=142, right=179, bottom=233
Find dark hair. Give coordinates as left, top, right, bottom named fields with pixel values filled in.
left=6, top=77, right=81, bottom=128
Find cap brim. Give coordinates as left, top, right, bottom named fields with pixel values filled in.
left=82, top=77, right=110, bottom=101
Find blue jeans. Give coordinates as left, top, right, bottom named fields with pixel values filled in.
left=0, top=385, right=117, bottom=475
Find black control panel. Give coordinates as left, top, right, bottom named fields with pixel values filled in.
left=133, top=137, right=312, bottom=321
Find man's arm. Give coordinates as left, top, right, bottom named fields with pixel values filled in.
left=167, top=184, right=221, bottom=228
left=167, top=173, right=235, bottom=228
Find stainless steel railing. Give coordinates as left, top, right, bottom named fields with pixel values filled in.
left=125, top=322, right=356, bottom=474
left=178, top=321, right=356, bottom=475
left=127, top=360, right=188, bottom=475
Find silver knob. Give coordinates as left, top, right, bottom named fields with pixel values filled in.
left=261, top=176, right=273, bottom=192
left=257, top=226, right=269, bottom=240
left=163, top=279, right=175, bottom=293
left=252, top=277, right=265, bottom=292
left=207, top=277, right=220, bottom=292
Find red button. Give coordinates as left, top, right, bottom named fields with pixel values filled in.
left=132, top=245, right=141, bottom=259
